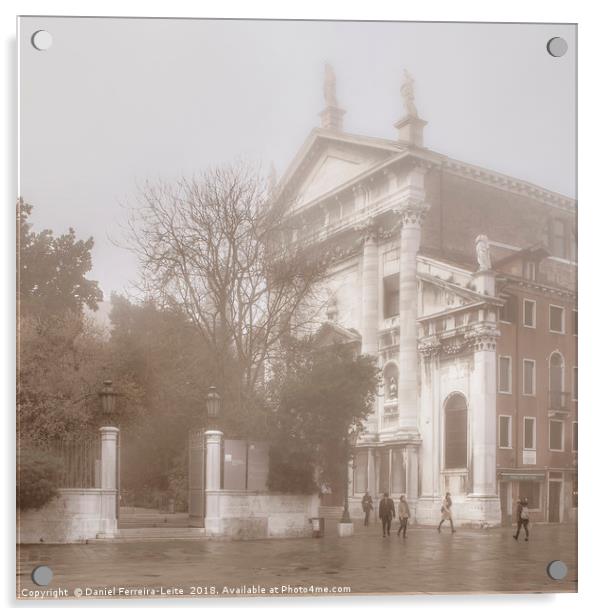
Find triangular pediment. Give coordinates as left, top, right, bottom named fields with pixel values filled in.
left=418, top=273, right=483, bottom=318
left=277, top=129, right=403, bottom=210
left=314, top=321, right=362, bottom=348
left=297, top=149, right=378, bottom=205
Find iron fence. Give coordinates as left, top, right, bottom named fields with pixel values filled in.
left=44, top=436, right=102, bottom=489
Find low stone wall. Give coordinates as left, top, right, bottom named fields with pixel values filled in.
left=350, top=495, right=502, bottom=528
left=204, top=491, right=320, bottom=540
left=18, top=488, right=116, bottom=544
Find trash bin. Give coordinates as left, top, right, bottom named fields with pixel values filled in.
left=311, top=517, right=325, bottom=538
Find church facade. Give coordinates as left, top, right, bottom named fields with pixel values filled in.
left=274, top=67, right=577, bottom=527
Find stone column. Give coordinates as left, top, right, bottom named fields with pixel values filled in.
left=99, top=426, right=119, bottom=537
left=203, top=430, right=223, bottom=535
left=397, top=200, right=429, bottom=433
left=361, top=231, right=379, bottom=356
left=404, top=445, right=419, bottom=515
left=468, top=325, right=499, bottom=497
left=367, top=447, right=374, bottom=496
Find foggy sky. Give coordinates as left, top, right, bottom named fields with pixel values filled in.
left=19, top=17, right=576, bottom=299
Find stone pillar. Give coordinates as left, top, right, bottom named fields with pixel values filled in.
left=466, top=320, right=502, bottom=526
left=367, top=447, right=374, bottom=496
left=397, top=199, right=429, bottom=433
left=203, top=430, right=223, bottom=535
left=361, top=232, right=379, bottom=356
left=99, top=426, right=119, bottom=537
left=188, top=428, right=204, bottom=527
left=404, top=445, right=419, bottom=515
left=468, top=325, right=499, bottom=497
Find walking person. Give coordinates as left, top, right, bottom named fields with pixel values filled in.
left=513, top=497, right=530, bottom=542
left=438, top=492, right=456, bottom=533
left=361, top=492, right=374, bottom=527
left=378, top=492, right=395, bottom=537
left=397, top=494, right=410, bottom=538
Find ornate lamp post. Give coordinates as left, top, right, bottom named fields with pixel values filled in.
left=340, top=423, right=360, bottom=524
left=99, top=379, right=118, bottom=422
left=205, top=385, right=221, bottom=429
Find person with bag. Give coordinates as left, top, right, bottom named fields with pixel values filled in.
left=396, top=494, right=410, bottom=538
left=437, top=492, right=456, bottom=533
left=378, top=492, right=395, bottom=537
left=513, top=497, right=530, bottom=542
left=361, top=492, right=374, bottom=527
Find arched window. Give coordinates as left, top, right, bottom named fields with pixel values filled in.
left=549, top=352, right=565, bottom=392
left=445, top=393, right=468, bottom=469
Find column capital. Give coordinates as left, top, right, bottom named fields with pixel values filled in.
left=393, top=201, right=430, bottom=227
left=418, top=336, right=442, bottom=358
left=465, top=324, right=500, bottom=351
left=353, top=217, right=379, bottom=243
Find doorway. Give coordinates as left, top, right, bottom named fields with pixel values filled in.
left=500, top=482, right=512, bottom=526
left=548, top=480, right=562, bottom=523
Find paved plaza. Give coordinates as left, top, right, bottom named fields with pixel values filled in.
left=17, top=521, right=577, bottom=600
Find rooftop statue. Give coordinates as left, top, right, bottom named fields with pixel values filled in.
left=324, top=63, right=338, bottom=107
left=475, top=234, right=492, bottom=271
left=400, top=69, right=418, bottom=117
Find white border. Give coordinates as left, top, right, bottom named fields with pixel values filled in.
left=3, top=1, right=600, bottom=613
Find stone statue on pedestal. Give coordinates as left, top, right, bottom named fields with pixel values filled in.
left=388, top=376, right=398, bottom=400
left=401, top=69, right=418, bottom=117
left=475, top=234, right=492, bottom=271
left=324, top=63, right=338, bottom=107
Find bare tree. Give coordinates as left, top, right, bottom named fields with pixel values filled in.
left=127, top=163, right=329, bottom=433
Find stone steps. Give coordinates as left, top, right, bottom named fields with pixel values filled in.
left=94, top=527, right=206, bottom=542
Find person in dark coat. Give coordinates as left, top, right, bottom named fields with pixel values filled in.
left=397, top=494, right=410, bottom=538
left=513, top=497, right=530, bottom=541
left=437, top=492, right=456, bottom=533
left=378, top=492, right=395, bottom=537
left=361, top=492, right=374, bottom=526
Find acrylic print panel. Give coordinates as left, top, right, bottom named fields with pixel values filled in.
left=17, top=17, right=577, bottom=600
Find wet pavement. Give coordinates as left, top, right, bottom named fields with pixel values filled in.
left=17, top=520, right=577, bottom=600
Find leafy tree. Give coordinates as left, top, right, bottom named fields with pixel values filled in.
left=267, top=340, right=379, bottom=496
left=18, top=199, right=103, bottom=319
left=18, top=312, right=144, bottom=443
left=17, top=203, right=141, bottom=444
left=17, top=445, right=63, bottom=511
left=108, top=294, right=214, bottom=501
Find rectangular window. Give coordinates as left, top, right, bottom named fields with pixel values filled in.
left=383, top=275, right=399, bottom=319
left=572, top=474, right=578, bottom=508
left=549, top=218, right=570, bottom=259
left=499, top=294, right=517, bottom=323
left=572, top=422, right=578, bottom=452
left=549, top=305, right=565, bottom=333
left=499, top=416, right=512, bottom=448
left=524, top=261, right=536, bottom=281
left=523, top=299, right=536, bottom=328
left=518, top=481, right=541, bottom=510
left=572, top=310, right=578, bottom=336
left=498, top=356, right=512, bottom=393
left=572, top=366, right=578, bottom=400
left=524, top=417, right=536, bottom=450
left=523, top=359, right=536, bottom=396
left=549, top=420, right=564, bottom=452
